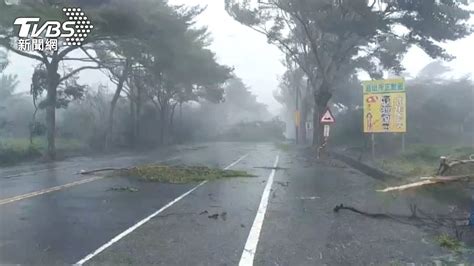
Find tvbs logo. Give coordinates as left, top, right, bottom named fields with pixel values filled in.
left=13, top=7, right=94, bottom=52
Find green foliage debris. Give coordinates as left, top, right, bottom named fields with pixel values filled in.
left=115, top=164, right=255, bottom=183
left=436, top=233, right=462, bottom=252
left=107, top=187, right=139, bottom=192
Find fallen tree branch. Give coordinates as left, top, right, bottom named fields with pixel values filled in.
left=78, top=167, right=131, bottom=175
left=254, top=166, right=289, bottom=170
left=377, top=175, right=474, bottom=192
left=334, top=204, right=391, bottom=218
left=334, top=204, right=468, bottom=224
left=438, top=156, right=474, bottom=175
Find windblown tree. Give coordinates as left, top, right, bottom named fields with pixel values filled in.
left=0, top=74, right=19, bottom=99
left=0, top=0, right=156, bottom=157
left=274, top=57, right=312, bottom=142
left=0, top=73, right=19, bottom=134
left=0, top=49, right=7, bottom=72
left=0, top=2, right=106, bottom=158
left=223, top=77, right=272, bottom=123
left=226, top=0, right=473, bottom=147
left=78, top=0, right=173, bottom=149
left=113, top=2, right=232, bottom=145
left=142, top=38, right=231, bottom=144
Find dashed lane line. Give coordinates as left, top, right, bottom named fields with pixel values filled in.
left=75, top=153, right=249, bottom=265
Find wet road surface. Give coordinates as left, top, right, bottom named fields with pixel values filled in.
left=0, top=142, right=459, bottom=265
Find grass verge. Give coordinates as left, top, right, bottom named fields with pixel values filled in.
left=115, top=164, right=255, bottom=183
left=375, top=145, right=474, bottom=178
left=0, top=138, right=86, bottom=165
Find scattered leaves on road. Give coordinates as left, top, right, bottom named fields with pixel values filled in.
left=276, top=181, right=289, bottom=187
left=208, top=213, right=219, bottom=219
left=207, top=212, right=227, bottom=221
left=114, top=165, right=255, bottom=183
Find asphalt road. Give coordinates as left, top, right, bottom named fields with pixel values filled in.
left=0, top=142, right=464, bottom=265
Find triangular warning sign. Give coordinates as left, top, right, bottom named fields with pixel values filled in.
left=320, top=108, right=335, bottom=124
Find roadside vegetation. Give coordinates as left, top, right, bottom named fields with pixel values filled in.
left=0, top=138, right=85, bottom=165
left=376, top=146, right=474, bottom=178
left=436, top=233, right=463, bottom=253
left=0, top=2, right=280, bottom=166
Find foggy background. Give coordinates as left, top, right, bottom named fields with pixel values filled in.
left=3, top=1, right=473, bottom=115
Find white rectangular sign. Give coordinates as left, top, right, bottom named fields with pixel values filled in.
left=323, top=125, right=330, bottom=137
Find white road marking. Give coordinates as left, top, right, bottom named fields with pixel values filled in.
left=239, top=153, right=280, bottom=266
left=75, top=153, right=249, bottom=265
left=0, top=156, right=183, bottom=206
left=0, top=165, right=79, bottom=179
left=0, top=176, right=104, bottom=206
left=225, top=154, right=249, bottom=170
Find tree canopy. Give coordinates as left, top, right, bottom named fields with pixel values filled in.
left=226, top=0, right=473, bottom=145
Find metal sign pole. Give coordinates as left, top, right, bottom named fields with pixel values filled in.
left=371, top=133, right=375, bottom=160
left=402, top=133, right=406, bottom=153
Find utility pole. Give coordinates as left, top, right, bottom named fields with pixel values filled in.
left=295, top=84, right=300, bottom=144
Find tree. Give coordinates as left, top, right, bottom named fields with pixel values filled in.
left=0, top=0, right=156, bottom=156
left=226, top=0, right=472, bottom=147
left=0, top=73, right=19, bottom=135
left=0, top=74, right=19, bottom=99
left=224, top=77, right=271, bottom=123
left=0, top=2, right=103, bottom=158
left=0, top=49, right=7, bottom=72
left=274, top=56, right=311, bottom=142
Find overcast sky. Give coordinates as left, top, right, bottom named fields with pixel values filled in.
left=3, top=0, right=474, bottom=114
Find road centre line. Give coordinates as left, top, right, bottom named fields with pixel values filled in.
left=0, top=164, right=80, bottom=179
left=75, top=153, right=249, bottom=265
left=0, top=175, right=103, bottom=206
left=0, top=156, right=182, bottom=206
left=239, top=153, right=280, bottom=266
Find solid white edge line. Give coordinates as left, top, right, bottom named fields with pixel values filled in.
left=239, top=153, right=280, bottom=266
left=75, top=153, right=249, bottom=265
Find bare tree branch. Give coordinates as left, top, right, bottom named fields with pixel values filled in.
left=59, top=65, right=101, bottom=82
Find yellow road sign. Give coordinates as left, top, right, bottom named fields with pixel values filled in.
left=295, top=111, right=301, bottom=126
left=363, top=79, right=406, bottom=133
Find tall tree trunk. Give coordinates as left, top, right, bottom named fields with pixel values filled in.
left=159, top=104, right=167, bottom=145
left=169, top=103, right=177, bottom=143
left=299, top=99, right=307, bottom=144
left=135, top=84, right=142, bottom=146
left=29, top=107, right=38, bottom=145
left=45, top=63, right=59, bottom=159
left=105, top=59, right=130, bottom=150
left=129, top=95, right=136, bottom=147
left=178, top=102, right=183, bottom=143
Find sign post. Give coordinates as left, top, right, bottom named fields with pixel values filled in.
left=362, top=78, right=407, bottom=157
left=323, top=125, right=330, bottom=138
left=402, top=134, right=406, bottom=153
left=295, top=111, right=301, bottom=144
left=318, top=108, right=335, bottom=159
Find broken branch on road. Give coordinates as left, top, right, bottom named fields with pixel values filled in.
left=334, top=204, right=468, bottom=227
left=254, top=166, right=288, bottom=170
left=78, top=168, right=129, bottom=175
left=377, top=175, right=474, bottom=192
